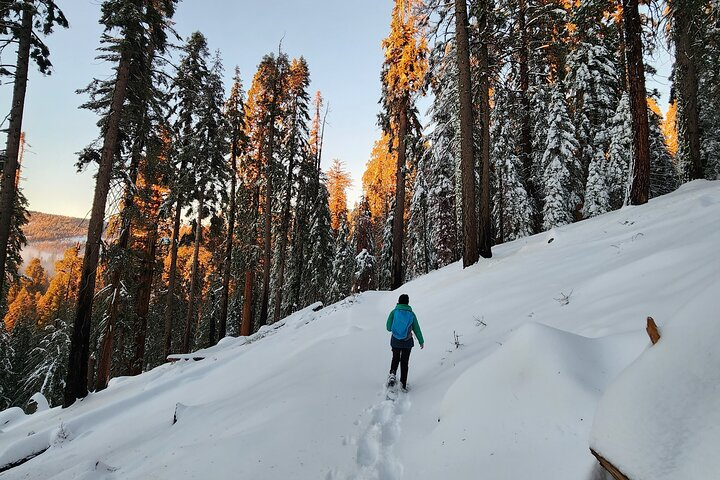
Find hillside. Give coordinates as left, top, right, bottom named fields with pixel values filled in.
left=1, top=180, right=718, bottom=480
left=20, top=211, right=88, bottom=274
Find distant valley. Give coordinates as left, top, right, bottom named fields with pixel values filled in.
left=21, top=211, right=89, bottom=275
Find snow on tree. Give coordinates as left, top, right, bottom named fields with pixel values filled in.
left=648, top=103, right=678, bottom=199
left=406, top=155, right=431, bottom=280
left=329, top=220, right=354, bottom=303
left=606, top=93, right=633, bottom=210
left=491, top=92, right=534, bottom=243
left=18, top=320, right=70, bottom=408
left=542, top=85, right=580, bottom=230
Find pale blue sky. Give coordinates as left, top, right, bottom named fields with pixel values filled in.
left=6, top=1, right=392, bottom=218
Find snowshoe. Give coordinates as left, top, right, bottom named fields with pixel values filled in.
left=387, top=373, right=396, bottom=388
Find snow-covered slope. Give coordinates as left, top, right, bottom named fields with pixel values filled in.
left=1, top=180, right=718, bottom=480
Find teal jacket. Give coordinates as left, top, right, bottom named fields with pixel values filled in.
left=386, top=304, right=424, bottom=345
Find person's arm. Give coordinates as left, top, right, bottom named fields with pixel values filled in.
left=412, top=314, right=424, bottom=347
left=387, top=310, right=394, bottom=332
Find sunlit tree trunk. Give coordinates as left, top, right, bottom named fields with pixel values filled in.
left=391, top=97, right=408, bottom=289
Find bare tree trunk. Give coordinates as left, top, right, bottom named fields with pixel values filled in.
left=64, top=48, right=132, bottom=408
left=455, top=0, right=479, bottom=268
left=240, top=270, right=254, bottom=336
left=164, top=189, right=184, bottom=358
left=182, top=195, right=204, bottom=353
left=478, top=0, right=493, bottom=259
left=517, top=0, right=539, bottom=233
left=391, top=97, right=408, bottom=289
left=672, top=1, right=702, bottom=180
left=130, top=220, right=157, bottom=375
left=218, top=143, right=238, bottom=338
left=623, top=0, right=651, bottom=206
left=0, top=9, right=33, bottom=303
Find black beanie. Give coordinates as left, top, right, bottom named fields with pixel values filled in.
left=398, top=294, right=409, bottom=305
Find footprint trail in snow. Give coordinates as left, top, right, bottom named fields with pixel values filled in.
left=338, top=388, right=411, bottom=480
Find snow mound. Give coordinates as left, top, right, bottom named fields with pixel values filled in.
left=410, top=323, right=645, bottom=479
left=590, top=282, right=720, bottom=480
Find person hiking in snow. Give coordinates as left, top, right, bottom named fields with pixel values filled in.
left=387, top=294, right=424, bottom=391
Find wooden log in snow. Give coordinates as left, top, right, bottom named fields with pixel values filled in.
left=590, top=449, right=630, bottom=480
left=646, top=316, right=660, bottom=345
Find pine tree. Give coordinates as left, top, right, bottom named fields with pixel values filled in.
left=380, top=0, right=428, bottom=288
left=65, top=0, right=177, bottom=408
left=218, top=67, right=247, bottom=340
left=378, top=199, right=395, bottom=290
left=329, top=220, right=354, bottom=303
left=0, top=324, right=13, bottom=409
left=327, top=159, right=353, bottom=233
left=406, top=153, right=431, bottom=279
left=18, top=320, right=69, bottom=407
left=606, top=93, right=633, bottom=210
left=0, top=1, right=67, bottom=304
left=490, top=94, right=534, bottom=242
left=648, top=103, right=678, bottom=198
left=272, top=58, right=311, bottom=322
left=350, top=196, right=376, bottom=293
left=542, top=85, right=579, bottom=230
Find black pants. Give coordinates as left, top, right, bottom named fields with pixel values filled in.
left=390, top=348, right=412, bottom=387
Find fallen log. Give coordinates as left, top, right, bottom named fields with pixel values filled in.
left=590, top=448, right=630, bottom=480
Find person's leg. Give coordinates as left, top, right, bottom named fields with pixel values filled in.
left=390, top=348, right=401, bottom=376
left=400, top=348, right=412, bottom=387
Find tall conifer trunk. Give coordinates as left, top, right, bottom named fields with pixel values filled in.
left=131, top=219, right=158, bottom=375
left=272, top=142, right=296, bottom=322
left=672, top=1, right=702, bottom=180
left=182, top=195, right=204, bottom=353
left=391, top=97, right=408, bottom=289
left=64, top=47, right=132, bottom=408
left=623, top=0, right=651, bottom=205
left=455, top=0, right=479, bottom=268
left=219, top=143, right=238, bottom=338
left=259, top=77, right=280, bottom=327
left=477, top=0, right=493, bottom=259
left=241, top=185, right=259, bottom=336
left=164, top=187, right=184, bottom=357
left=0, top=9, right=33, bottom=303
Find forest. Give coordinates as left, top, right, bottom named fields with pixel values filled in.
left=0, top=0, right=718, bottom=412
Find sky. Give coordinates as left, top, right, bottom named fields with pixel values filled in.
left=2, top=1, right=672, bottom=220
left=3, top=0, right=392, bottom=219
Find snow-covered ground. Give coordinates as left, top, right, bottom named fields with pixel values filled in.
left=1, top=180, right=718, bottom=480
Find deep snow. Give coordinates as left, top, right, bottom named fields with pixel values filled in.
left=1, top=180, right=718, bottom=480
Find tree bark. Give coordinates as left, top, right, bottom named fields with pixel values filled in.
left=130, top=220, right=157, bottom=375
left=0, top=9, right=33, bottom=303
left=455, top=0, right=479, bottom=268
left=182, top=195, right=204, bottom=354
left=517, top=0, right=539, bottom=233
left=478, top=0, right=493, bottom=258
left=63, top=48, right=132, bottom=408
left=391, top=96, right=408, bottom=290
left=623, top=0, right=651, bottom=206
left=164, top=188, right=184, bottom=358
left=218, top=142, right=238, bottom=338
left=672, top=1, right=702, bottom=180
